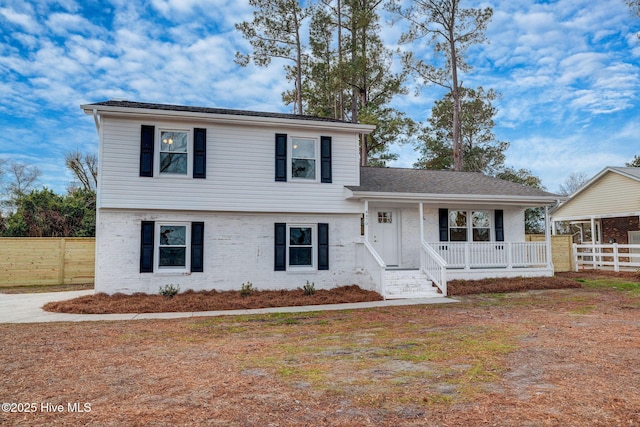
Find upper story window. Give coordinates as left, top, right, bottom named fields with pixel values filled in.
left=275, top=133, right=331, bottom=183
left=139, top=125, right=206, bottom=179
left=160, top=131, right=189, bottom=175
left=291, top=138, right=317, bottom=180
left=449, top=210, right=491, bottom=242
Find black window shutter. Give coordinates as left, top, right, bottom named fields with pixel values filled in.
left=191, top=222, right=205, bottom=272
left=495, top=210, right=504, bottom=242
left=275, top=133, right=287, bottom=182
left=320, top=136, right=332, bottom=183
left=274, top=223, right=286, bottom=271
left=193, top=128, right=206, bottom=179
left=140, top=221, right=155, bottom=273
left=439, top=209, right=449, bottom=242
left=140, top=125, right=155, bottom=177
left=318, top=223, right=329, bottom=270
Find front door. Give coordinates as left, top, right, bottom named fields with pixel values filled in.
left=370, top=208, right=399, bottom=266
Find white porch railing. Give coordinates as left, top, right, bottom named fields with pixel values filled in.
left=363, top=240, right=386, bottom=293
left=420, top=241, right=447, bottom=295
left=574, top=243, right=640, bottom=271
left=428, top=242, right=548, bottom=269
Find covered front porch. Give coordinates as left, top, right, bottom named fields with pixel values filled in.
left=357, top=200, right=554, bottom=298
left=346, top=167, right=561, bottom=299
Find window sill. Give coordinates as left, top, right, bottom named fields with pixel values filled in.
left=286, top=268, right=317, bottom=274
left=154, top=270, right=191, bottom=275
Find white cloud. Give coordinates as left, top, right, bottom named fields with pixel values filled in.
left=45, top=12, right=103, bottom=36
left=0, top=7, right=42, bottom=33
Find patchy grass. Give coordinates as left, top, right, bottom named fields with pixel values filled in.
left=232, top=312, right=518, bottom=408
left=2, top=271, right=640, bottom=425
left=575, top=278, right=640, bottom=294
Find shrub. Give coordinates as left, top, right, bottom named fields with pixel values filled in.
left=159, top=284, right=180, bottom=298
left=240, top=282, right=254, bottom=298
left=303, top=281, right=316, bottom=296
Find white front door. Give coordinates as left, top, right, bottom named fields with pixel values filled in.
left=370, top=208, right=400, bottom=266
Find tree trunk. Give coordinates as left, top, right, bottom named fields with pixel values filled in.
left=337, top=0, right=344, bottom=120
left=449, top=10, right=463, bottom=171
left=295, top=13, right=304, bottom=115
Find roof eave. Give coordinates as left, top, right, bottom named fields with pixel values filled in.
left=346, top=190, right=560, bottom=206
left=80, top=103, right=376, bottom=133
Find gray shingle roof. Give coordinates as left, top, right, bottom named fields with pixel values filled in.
left=85, top=100, right=347, bottom=123
left=348, top=167, right=560, bottom=198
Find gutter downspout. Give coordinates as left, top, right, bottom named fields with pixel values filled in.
left=92, top=109, right=100, bottom=132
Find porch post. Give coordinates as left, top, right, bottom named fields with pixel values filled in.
left=590, top=216, right=597, bottom=267
left=364, top=200, right=369, bottom=242
left=544, top=205, right=553, bottom=269
left=419, top=202, right=424, bottom=242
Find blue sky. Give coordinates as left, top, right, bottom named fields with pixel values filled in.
left=1, top=0, right=639, bottom=194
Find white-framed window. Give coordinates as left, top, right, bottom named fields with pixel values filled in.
left=378, top=211, right=393, bottom=224
left=158, top=129, right=190, bottom=176
left=157, top=222, right=191, bottom=271
left=449, top=210, right=491, bottom=242
left=287, top=224, right=316, bottom=269
left=472, top=211, right=491, bottom=241
left=290, top=137, right=318, bottom=181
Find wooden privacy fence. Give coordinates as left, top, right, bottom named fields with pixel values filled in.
left=525, top=234, right=574, bottom=272
left=0, top=238, right=95, bottom=287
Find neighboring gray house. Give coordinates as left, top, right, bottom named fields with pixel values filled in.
left=82, top=100, right=560, bottom=298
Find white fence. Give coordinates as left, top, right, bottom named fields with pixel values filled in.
left=574, top=243, right=640, bottom=271
left=429, top=242, right=548, bottom=269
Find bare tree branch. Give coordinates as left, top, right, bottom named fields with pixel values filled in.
left=65, top=150, right=98, bottom=192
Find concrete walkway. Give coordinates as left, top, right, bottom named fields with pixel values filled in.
left=0, top=290, right=457, bottom=324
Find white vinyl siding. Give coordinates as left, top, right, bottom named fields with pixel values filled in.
left=98, top=117, right=361, bottom=213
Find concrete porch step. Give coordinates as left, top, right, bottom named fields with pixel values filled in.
left=383, top=269, right=441, bottom=299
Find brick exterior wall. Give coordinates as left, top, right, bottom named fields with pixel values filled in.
left=601, top=216, right=640, bottom=244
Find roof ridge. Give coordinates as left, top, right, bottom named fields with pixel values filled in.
left=86, top=100, right=350, bottom=123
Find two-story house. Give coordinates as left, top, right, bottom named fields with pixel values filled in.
left=82, top=100, right=560, bottom=298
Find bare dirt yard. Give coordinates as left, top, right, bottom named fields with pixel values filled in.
left=1, top=270, right=639, bottom=426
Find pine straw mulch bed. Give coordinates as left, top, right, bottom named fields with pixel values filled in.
left=3, top=269, right=640, bottom=426
left=39, top=271, right=632, bottom=314
left=43, top=285, right=384, bottom=314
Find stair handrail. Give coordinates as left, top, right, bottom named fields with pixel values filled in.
left=420, top=241, right=447, bottom=296
left=363, top=240, right=386, bottom=295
